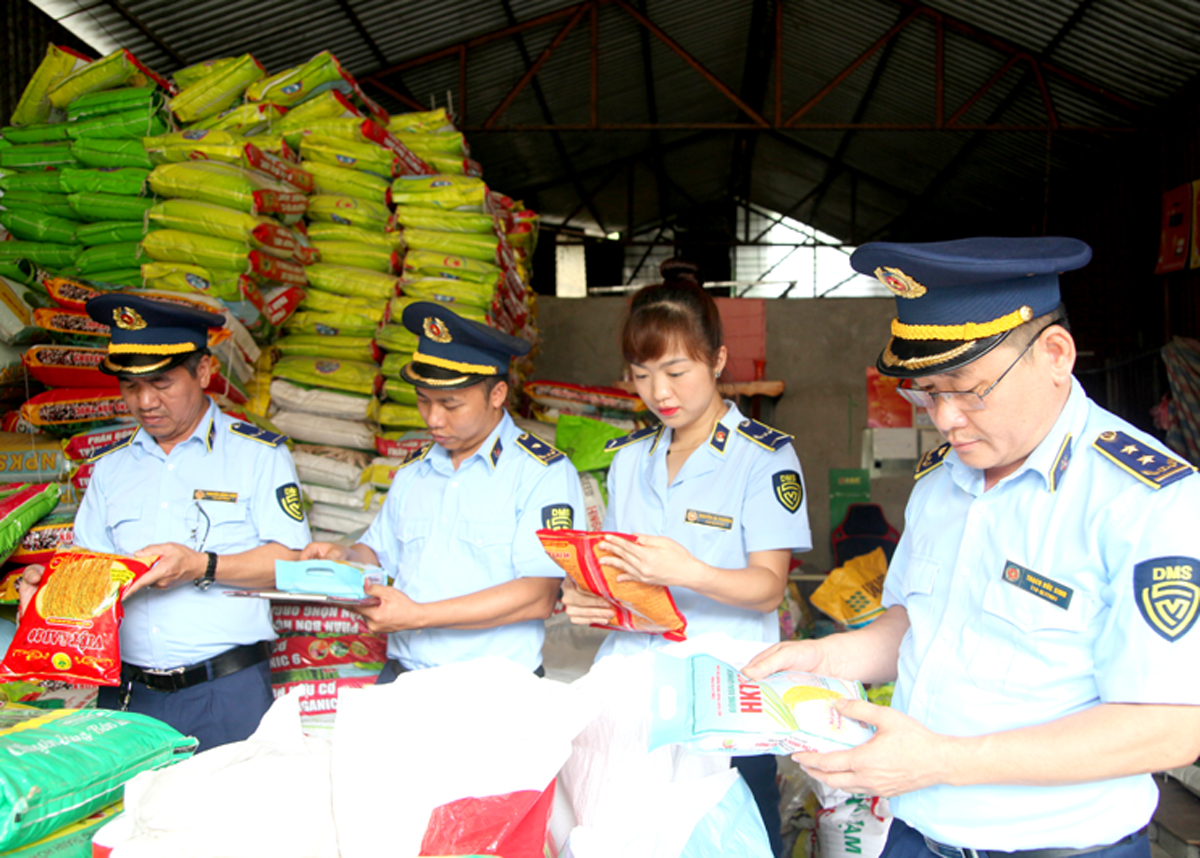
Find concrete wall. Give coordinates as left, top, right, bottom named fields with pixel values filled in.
left=532, top=296, right=916, bottom=572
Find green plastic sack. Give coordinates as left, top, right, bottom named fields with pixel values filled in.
left=84, top=269, right=144, bottom=287
left=300, top=287, right=384, bottom=321
left=0, top=144, right=76, bottom=170
left=374, top=323, right=418, bottom=354
left=70, top=138, right=153, bottom=169
left=276, top=333, right=377, bottom=361
left=141, top=229, right=247, bottom=271
left=75, top=241, right=148, bottom=274
left=272, top=355, right=378, bottom=396
left=404, top=229, right=500, bottom=265
left=301, top=135, right=398, bottom=179
left=378, top=401, right=423, bottom=428
left=0, top=172, right=63, bottom=193
left=401, top=277, right=494, bottom=310
left=312, top=240, right=396, bottom=273
left=305, top=222, right=402, bottom=248
left=306, top=263, right=397, bottom=299
left=76, top=220, right=151, bottom=246
left=173, top=56, right=242, bottom=90
left=283, top=311, right=377, bottom=337
left=66, top=85, right=159, bottom=121
left=57, top=167, right=150, bottom=196
left=555, top=414, right=627, bottom=472
left=306, top=195, right=391, bottom=232
left=393, top=207, right=495, bottom=234
left=47, top=49, right=137, bottom=110
left=68, top=192, right=155, bottom=222
left=170, top=53, right=265, bottom=123
left=390, top=174, right=488, bottom=211
left=303, top=160, right=390, bottom=204
left=1, top=190, right=80, bottom=221
left=0, top=123, right=71, bottom=144
left=0, top=260, right=38, bottom=287
left=389, top=293, right=486, bottom=323
left=245, top=50, right=344, bottom=106
left=0, top=211, right=77, bottom=245
left=65, top=106, right=167, bottom=141
left=0, top=243, right=80, bottom=268
left=10, top=45, right=89, bottom=126
left=0, top=707, right=197, bottom=853
left=141, top=261, right=243, bottom=302
left=383, top=376, right=417, bottom=405
left=405, top=248, right=499, bottom=285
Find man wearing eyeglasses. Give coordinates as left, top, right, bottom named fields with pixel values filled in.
left=746, top=237, right=1200, bottom=858
left=18, top=294, right=310, bottom=751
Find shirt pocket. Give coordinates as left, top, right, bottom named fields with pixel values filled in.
left=453, top=519, right=514, bottom=580
left=106, top=500, right=144, bottom=554
left=192, top=498, right=253, bottom=552
left=969, top=577, right=1090, bottom=699
left=897, top=553, right=938, bottom=612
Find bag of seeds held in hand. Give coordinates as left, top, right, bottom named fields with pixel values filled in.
left=0, top=548, right=160, bottom=685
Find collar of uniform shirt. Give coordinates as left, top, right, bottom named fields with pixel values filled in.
left=701, top=399, right=743, bottom=459
left=128, top=398, right=219, bottom=461
left=944, top=377, right=1088, bottom=495
left=425, top=409, right=513, bottom=476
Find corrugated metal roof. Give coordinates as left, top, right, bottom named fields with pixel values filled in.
left=17, top=0, right=1200, bottom=242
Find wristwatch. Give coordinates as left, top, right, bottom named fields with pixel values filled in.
left=194, top=551, right=218, bottom=590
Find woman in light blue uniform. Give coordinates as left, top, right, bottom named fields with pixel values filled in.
left=562, top=262, right=812, bottom=856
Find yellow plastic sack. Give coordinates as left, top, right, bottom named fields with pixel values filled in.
left=169, top=54, right=265, bottom=123
left=173, top=56, right=241, bottom=90
left=188, top=102, right=286, bottom=134
left=305, top=222, right=403, bottom=248
left=312, top=240, right=398, bottom=273
left=405, top=248, right=500, bottom=284
left=810, top=547, right=888, bottom=629
left=274, top=91, right=359, bottom=135
left=387, top=108, right=455, bottom=134
left=47, top=50, right=136, bottom=110
left=303, top=160, right=391, bottom=204
left=306, top=195, right=391, bottom=232
left=301, top=287, right=385, bottom=321
left=10, top=45, right=89, bottom=126
left=142, top=229, right=249, bottom=271
left=301, top=135, right=398, bottom=179
left=390, top=174, right=488, bottom=211
left=391, top=131, right=468, bottom=157
left=245, top=51, right=344, bottom=106
left=305, top=263, right=398, bottom=300
left=389, top=294, right=486, bottom=324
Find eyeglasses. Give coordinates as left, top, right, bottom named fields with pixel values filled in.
left=896, top=323, right=1055, bottom=413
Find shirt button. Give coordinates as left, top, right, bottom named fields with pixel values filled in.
left=167, top=464, right=174, bottom=471
left=161, top=502, right=168, bottom=509
left=450, top=481, right=458, bottom=489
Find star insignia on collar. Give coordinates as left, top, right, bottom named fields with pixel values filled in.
left=1121, top=444, right=1138, bottom=455
left=1138, top=454, right=1155, bottom=465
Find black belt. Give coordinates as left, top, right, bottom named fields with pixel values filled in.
left=381, top=658, right=545, bottom=680
left=121, top=641, right=272, bottom=693
left=924, top=826, right=1148, bottom=858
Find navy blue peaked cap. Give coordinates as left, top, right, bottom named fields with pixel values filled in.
left=87, top=292, right=224, bottom=377
left=399, top=301, right=531, bottom=389
left=850, top=237, right=1092, bottom=378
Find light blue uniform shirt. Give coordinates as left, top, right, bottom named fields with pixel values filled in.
left=360, top=410, right=582, bottom=671
left=596, top=401, right=812, bottom=659
left=883, top=379, right=1200, bottom=850
left=74, top=399, right=311, bottom=669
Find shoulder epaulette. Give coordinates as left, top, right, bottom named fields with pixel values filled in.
left=516, top=432, right=566, bottom=466
left=736, top=419, right=793, bottom=451
left=915, top=442, right=950, bottom=480
left=1092, top=430, right=1194, bottom=490
left=398, top=443, right=431, bottom=469
left=604, top=424, right=663, bottom=453
left=229, top=422, right=287, bottom=447
left=87, top=433, right=136, bottom=463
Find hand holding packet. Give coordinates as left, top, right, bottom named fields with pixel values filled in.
left=649, top=651, right=874, bottom=755
left=537, top=528, right=688, bottom=640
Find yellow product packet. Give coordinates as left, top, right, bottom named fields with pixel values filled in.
left=810, top=547, right=888, bottom=628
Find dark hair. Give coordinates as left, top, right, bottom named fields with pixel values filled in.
left=178, top=349, right=210, bottom=378
left=1007, top=306, right=1071, bottom=356
left=622, top=260, right=723, bottom=366
left=479, top=374, right=510, bottom=396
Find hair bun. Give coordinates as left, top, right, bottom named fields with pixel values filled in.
left=659, top=258, right=703, bottom=287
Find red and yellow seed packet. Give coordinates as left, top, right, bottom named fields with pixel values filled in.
left=537, top=529, right=687, bottom=641
left=0, top=548, right=159, bottom=685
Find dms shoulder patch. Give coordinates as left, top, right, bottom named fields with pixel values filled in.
left=915, top=442, right=950, bottom=480
left=229, top=422, right=287, bottom=447
left=516, top=433, right=566, bottom=466
left=276, top=483, right=304, bottom=522
left=1093, top=430, right=1194, bottom=490
left=1134, top=556, right=1200, bottom=641
left=87, top=431, right=137, bottom=463
left=398, top=443, right=432, bottom=469
left=604, top=424, right=663, bottom=453
left=736, top=419, right=793, bottom=452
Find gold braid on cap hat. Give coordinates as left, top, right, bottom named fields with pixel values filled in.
left=890, top=306, right=1033, bottom=341
left=880, top=339, right=977, bottom=370
left=411, top=350, right=498, bottom=376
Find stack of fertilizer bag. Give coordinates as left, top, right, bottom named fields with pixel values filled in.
left=0, top=46, right=181, bottom=288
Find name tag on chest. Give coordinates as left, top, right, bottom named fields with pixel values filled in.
left=194, top=490, right=238, bottom=503
left=685, top=509, right=733, bottom=530
left=1002, top=560, right=1073, bottom=609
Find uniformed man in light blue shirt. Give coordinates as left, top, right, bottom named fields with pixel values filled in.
left=747, top=237, right=1200, bottom=858
left=302, top=302, right=582, bottom=678
left=20, top=294, right=310, bottom=751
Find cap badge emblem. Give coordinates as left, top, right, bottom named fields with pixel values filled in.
left=423, top=317, right=452, bottom=343
left=114, top=307, right=147, bottom=331
left=874, top=267, right=927, bottom=299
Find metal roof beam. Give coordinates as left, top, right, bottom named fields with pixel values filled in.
left=728, top=0, right=777, bottom=212
left=95, top=0, right=187, bottom=67
left=331, top=0, right=388, bottom=69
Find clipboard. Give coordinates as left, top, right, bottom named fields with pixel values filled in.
left=224, top=589, right=381, bottom=608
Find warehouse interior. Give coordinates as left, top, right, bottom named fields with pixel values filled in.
left=1, top=0, right=1200, bottom=852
